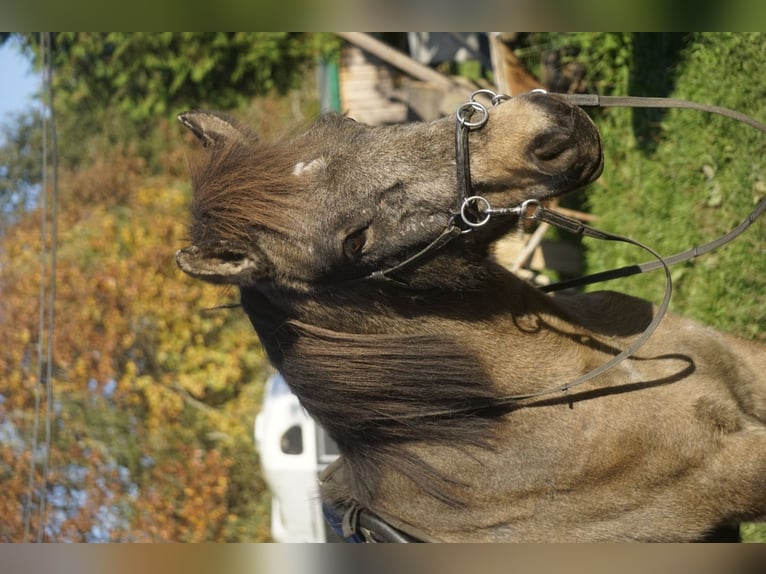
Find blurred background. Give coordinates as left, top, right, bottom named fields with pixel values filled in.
left=0, top=32, right=764, bottom=542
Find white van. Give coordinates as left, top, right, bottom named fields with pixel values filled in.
left=254, top=373, right=341, bottom=542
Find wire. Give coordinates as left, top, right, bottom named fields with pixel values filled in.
left=22, top=31, right=58, bottom=544
left=23, top=32, right=46, bottom=543
left=39, top=29, right=58, bottom=544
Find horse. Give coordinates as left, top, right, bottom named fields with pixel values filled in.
left=175, top=91, right=766, bottom=542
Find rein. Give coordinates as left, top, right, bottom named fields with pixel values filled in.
left=370, top=88, right=766, bottom=415
left=544, top=93, right=766, bottom=292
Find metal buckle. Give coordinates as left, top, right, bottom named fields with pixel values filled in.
left=459, top=195, right=492, bottom=228
left=519, top=199, right=542, bottom=221
left=456, top=101, right=489, bottom=129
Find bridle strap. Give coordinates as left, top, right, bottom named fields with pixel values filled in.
left=352, top=96, right=496, bottom=285
left=561, top=93, right=766, bottom=133
left=495, top=202, right=673, bottom=402
left=542, top=194, right=766, bottom=293
left=356, top=91, right=766, bottom=288
left=372, top=202, right=674, bottom=421
left=367, top=224, right=463, bottom=285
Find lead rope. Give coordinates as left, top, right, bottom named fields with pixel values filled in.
left=440, top=89, right=672, bottom=409
left=380, top=201, right=674, bottom=418
left=488, top=200, right=673, bottom=404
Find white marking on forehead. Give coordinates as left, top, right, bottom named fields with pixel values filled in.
left=291, top=157, right=326, bottom=176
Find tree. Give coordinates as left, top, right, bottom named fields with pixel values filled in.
left=5, top=32, right=336, bottom=129
left=0, top=111, right=45, bottom=219
left=1, top=32, right=338, bottom=216
left=1, top=31, right=337, bottom=212
left=0, top=33, right=333, bottom=540
left=0, top=145, right=273, bottom=541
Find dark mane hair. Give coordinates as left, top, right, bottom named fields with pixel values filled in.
left=273, top=319, right=503, bottom=505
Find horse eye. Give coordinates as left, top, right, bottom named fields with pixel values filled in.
left=343, top=227, right=368, bottom=260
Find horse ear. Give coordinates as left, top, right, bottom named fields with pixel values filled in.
left=176, top=244, right=273, bottom=285
left=177, top=111, right=255, bottom=149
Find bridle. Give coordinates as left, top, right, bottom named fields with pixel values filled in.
left=371, top=88, right=766, bottom=285
left=365, top=88, right=766, bottom=412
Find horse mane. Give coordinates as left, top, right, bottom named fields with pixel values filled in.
left=272, top=319, right=505, bottom=505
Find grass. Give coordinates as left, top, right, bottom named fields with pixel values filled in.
left=548, top=33, right=766, bottom=542
left=741, top=521, right=766, bottom=543
left=581, top=33, right=765, bottom=343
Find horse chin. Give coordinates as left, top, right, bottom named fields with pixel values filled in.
left=534, top=179, right=598, bottom=202
left=532, top=153, right=605, bottom=202
left=492, top=175, right=601, bottom=210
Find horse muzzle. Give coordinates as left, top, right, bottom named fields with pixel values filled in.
left=525, top=92, right=604, bottom=194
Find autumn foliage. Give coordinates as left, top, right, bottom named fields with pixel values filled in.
left=0, top=141, right=273, bottom=541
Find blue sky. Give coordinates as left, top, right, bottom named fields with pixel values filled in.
left=0, top=40, right=39, bottom=120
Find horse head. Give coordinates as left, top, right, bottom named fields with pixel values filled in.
left=176, top=92, right=603, bottom=290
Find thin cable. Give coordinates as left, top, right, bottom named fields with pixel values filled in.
left=37, top=30, right=58, bottom=544
left=37, top=32, right=58, bottom=542
left=24, top=32, right=48, bottom=542
left=23, top=32, right=58, bottom=543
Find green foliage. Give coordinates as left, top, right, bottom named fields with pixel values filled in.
left=17, top=32, right=336, bottom=123
left=519, top=34, right=766, bottom=541
left=528, top=32, right=633, bottom=95
left=520, top=33, right=765, bottom=343
left=575, top=33, right=766, bottom=344
left=0, top=110, right=43, bottom=217
left=742, top=521, right=766, bottom=544
left=5, top=32, right=338, bottom=174
left=0, top=32, right=333, bottom=236
left=0, top=150, right=273, bottom=541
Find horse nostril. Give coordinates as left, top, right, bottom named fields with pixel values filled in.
left=531, top=130, right=572, bottom=162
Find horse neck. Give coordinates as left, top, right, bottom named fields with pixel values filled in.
left=245, top=262, right=560, bottom=331
left=240, top=269, right=601, bottom=509
left=241, top=266, right=589, bottom=395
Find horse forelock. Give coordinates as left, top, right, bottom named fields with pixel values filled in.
left=188, top=137, right=318, bottom=245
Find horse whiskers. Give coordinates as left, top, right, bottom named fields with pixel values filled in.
left=200, top=302, right=242, bottom=313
